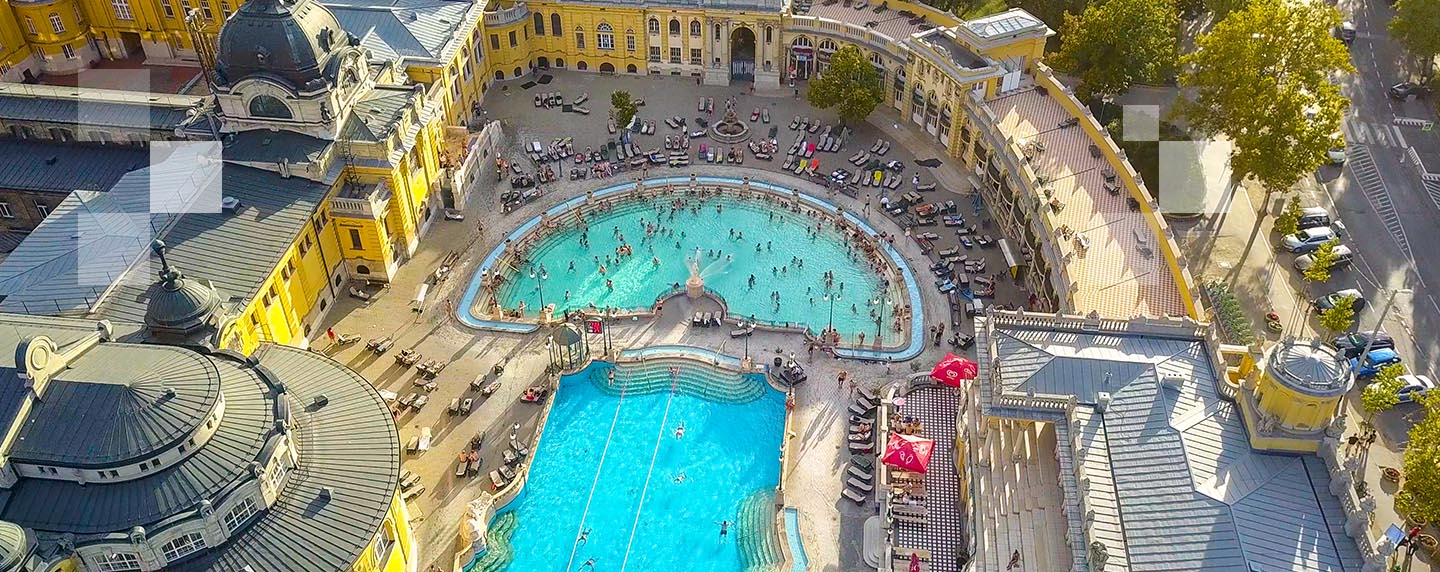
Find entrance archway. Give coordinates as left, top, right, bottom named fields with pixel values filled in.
left=789, top=36, right=813, bottom=80
left=537, top=56, right=550, bottom=69
left=730, top=26, right=756, bottom=80
left=599, top=62, right=615, bottom=73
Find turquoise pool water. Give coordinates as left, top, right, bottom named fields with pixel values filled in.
left=500, top=362, right=785, bottom=572
left=784, top=508, right=809, bottom=572
left=495, top=193, right=891, bottom=336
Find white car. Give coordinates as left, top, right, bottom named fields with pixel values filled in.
left=1397, top=374, right=1436, bottom=403
left=1327, top=147, right=1346, bottom=164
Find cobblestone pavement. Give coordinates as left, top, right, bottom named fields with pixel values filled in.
left=321, top=71, right=1033, bottom=572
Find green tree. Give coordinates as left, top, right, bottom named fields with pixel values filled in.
left=1302, top=239, right=1341, bottom=282
left=1400, top=391, right=1440, bottom=523
left=1318, top=294, right=1356, bottom=335
left=1054, top=0, right=1179, bottom=101
left=1274, top=195, right=1303, bottom=236
left=1205, top=0, right=1250, bottom=20
left=611, top=91, right=638, bottom=127
left=806, top=45, right=883, bottom=126
left=1178, top=0, right=1353, bottom=194
left=1390, top=0, right=1440, bottom=79
left=1361, top=364, right=1407, bottom=417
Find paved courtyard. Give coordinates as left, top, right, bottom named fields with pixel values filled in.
left=321, top=70, right=1038, bottom=572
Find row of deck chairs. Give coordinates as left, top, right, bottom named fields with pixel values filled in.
left=843, top=385, right=880, bottom=503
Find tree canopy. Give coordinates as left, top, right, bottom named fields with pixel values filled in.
left=1302, top=239, right=1341, bottom=283
left=1054, top=0, right=1180, bottom=100
left=1318, top=294, right=1356, bottom=335
left=807, top=45, right=884, bottom=126
left=1401, top=392, right=1440, bottom=522
left=611, top=91, right=638, bottom=127
left=1361, top=364, right=1406, bottom=417
left=1178, top=0, right=1353, bottom=193
left=1390, top=0, right=1440, bottom=78
left=1275, top=195, right=1303, bottom=236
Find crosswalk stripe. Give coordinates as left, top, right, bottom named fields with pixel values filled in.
left=1347, top=144, right=1414, bottom=260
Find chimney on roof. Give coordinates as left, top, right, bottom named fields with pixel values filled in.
left=1095, top=392, right=1111, bottom=412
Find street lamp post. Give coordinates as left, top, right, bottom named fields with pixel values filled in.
left=529, top=268, right=549, bottom=314
left=872, top=290, right=892, bottom=345
left=1354, top=288, right=1412, bottom=372
left=824, top=293, right=839, bottom=335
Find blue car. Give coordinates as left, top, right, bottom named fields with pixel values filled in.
left=1350, top=348, right=1403, bottom=379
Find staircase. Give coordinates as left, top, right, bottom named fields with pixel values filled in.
left=736, top=488, right=786, bottom=572
left=589, top=359, right=767, bottom=404
left=971, top=421, right=1071, bottom=572
left=465, top=511, right=519, bottom=572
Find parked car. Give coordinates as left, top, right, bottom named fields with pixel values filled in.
left=1294, top=244, right=1353, bottom=273
left=1283, top=226, right=1340, bottom=253
left=1314, top=288, right=1367, bottom=313
left=1351, top=348, right=1402, bottom=379
left=1297, top=207, right=1333, bottom=230
left=1337, top=21, right=1356, bottom=44
left=1389, top=82, right=1432, bottom=99
left=1332, top=331, right=1394, bottom=358
left=1327, top=147, right=1346, bottom=164
left=1396, top=374, right=1436, bottom=403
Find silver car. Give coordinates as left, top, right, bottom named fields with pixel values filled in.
left=1282, top=226, right=1338, bottom=253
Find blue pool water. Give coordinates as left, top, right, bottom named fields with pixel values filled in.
left=501, top=363, right=785, bottom=572
left=784, top=508, right=809, bottom=572
left=495, top=193, right=892, bottom=336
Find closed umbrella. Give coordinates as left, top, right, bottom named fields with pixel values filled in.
left=908, top=552, right=921, bottom=572
left=882, top=433, right=935, bottom=473
left=929, top=353, right=978, bottom=387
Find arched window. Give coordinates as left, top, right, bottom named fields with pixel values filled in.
left=533, top=12, right=544, bottom=35
left=690, top=20, right=701, bottom=37
left=574, top=26, right=584, bottom=49
left=925, top=92, right=940, bottom=131
left=647, top=17, right=659, bottom=35
left=715, top=23, right=721, bottom=40
left=938, top=103, right=953, bottom=144
left=49, top=12, right=64, bottom=34
left=555, top=57, right=565, bottom=67
left=600, top=62, right=614, bottom=73
left=765, top=26, right=773, bottom=44
left=577, top=60, right=588, bottom=71
left=248, top=95, right=292, bottom=119
left=626, top=63, right=637, bottom=73
left=819, top=39, right=837, bottom=53
left=668, top=18, right=680, bottom=36
left=597, top=23, right=614, bottom=50
left=495, top=70, right=504, bottom=80
left=792, top=36, right=811, bottom=47
left=551, top=13, right=561, bottom=35
left=513, top=66, right=522, bottom=77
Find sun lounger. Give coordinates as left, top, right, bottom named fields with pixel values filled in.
left=848, top=441, right=873, bottom=453
left=892, top=503, right=927, bottom=517
left=849, top=465, right=873, bottom=481
left=848, top=431, right=872, bottom=442
left=490, top=470, right=507, bottom=489
left=852, top=455, right=875, bottom=470
left=499, top=465, right=516, bottom=480
left=848, top=477, right=873, bottom=492
left=843, top=487, right=868, bottom=504
left=456, top=459, right=468, bottom=477
left=403, top=486, right=425, bottom=501
left=853, top=397, right=876, bottom=411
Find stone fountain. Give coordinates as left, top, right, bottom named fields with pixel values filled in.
left=709, top=106, right=752, bottom=144
left=685, top=250, right=705, bottom=299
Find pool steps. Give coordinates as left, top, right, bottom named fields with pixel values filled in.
left=587, top=360, right=767, bottom=404
left=737, top=489, right=786, bottom=572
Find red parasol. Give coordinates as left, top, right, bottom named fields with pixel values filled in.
left=908, top=552, right=921, bottom=572
left=882, top=433, right=935, bottom=473
left=929, top=353, right=978, bottom=387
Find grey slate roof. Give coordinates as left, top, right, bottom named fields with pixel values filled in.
left=0, top=94, right=196, bottom=130
left=325, top=0, right=483, bottom=65
left=564, top=0, right=783, bottom=9
left=0, top=141, right=149, bottom=194
left=343, top=86, right=416, bottom=142
left=0, top=318, right=399, bottom=572
left=986, top=322, right=1363, bottom=572
left=224, top=130, right=333, bottom=164
left=0, top=160, right=330, bottom=322
left=168, top=345, right=399, bottom=572
left=8, top=344, right=222, bottom=467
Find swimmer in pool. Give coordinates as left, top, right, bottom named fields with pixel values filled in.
left=675, top=423, right=685, bottom=439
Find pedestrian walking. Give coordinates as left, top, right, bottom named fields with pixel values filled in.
left=325, top=327, right=337, bottom=344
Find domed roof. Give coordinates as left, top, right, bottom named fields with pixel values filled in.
left=215, top=0, right=352, bottom=91
left=1266, top=339, right=1351, bottom=397
left=0, top=521, right=33, bottom=572
left=144, top=240, right=223, bottom=336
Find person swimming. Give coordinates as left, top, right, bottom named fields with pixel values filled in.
left=577, top=529, right=591, bottom=545
left=675, top=423, right=685, bottom=439
left=673, top=471, right=687, bottom=483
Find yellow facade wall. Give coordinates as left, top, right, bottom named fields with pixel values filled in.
left=351, top=492, right=416, bottom=572
left=0, top=7, right=27, bottom=73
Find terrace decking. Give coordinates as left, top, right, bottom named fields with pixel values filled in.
left=984, top=88, right=1185, bottom=319
left=801, top=1, right=935, bottom=43
left=892, top=387, right=968, bottom=572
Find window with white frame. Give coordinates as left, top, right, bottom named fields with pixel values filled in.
left=161, top=0, right=174, bottom=17
left=24, top=17, right=36, bottom=34
left=668, top=18, right=680, bottom=36
left=266, top=459, right=288, bottom=490
left=223, top=497, right=259, bottom=532
left=574, top=27, right=584, bottom=49
left=596, top=23, right=613, bottom=50
left=0, top=203, right=14, bottom=219
left=689, top=48, right=701, bottom=65
left=669, top=47, right=680, bottom=64
left=625, top=31, right=635, bottom=51
left=93, top=552, right=142, bottom=572
left=73, top=5, right=84, bottom=25
left=200, top=0, right=212, bottom=19
left=62, top=44, right=76, bottom=60
left=690, top=20, right=700, bottom=37
left=648, top=46, right=660, bottom=62
left=647, top=17, right=659, bottom=35
left=180, top=0, right=192, bottom=16
left=160, top=532, right=206, bottom=561
left=112, top=0, right=133, bottom=20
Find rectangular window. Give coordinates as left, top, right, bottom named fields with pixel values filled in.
left=34, top=201, right=49, bottom=218
left=508, top=30, right=516, bottom=47
left=0, top=203, right=13, bottom=218
left=160, top=532, right=206, bottom=562
left=575, top=31, right=584, bottom=49
left=62, top=44, right=75, bottom=59
left=24, top=17, right=35, bottom=35
left=161, top=0, right=174, bottom=17
left=112, top=0, right=133, bottom=20
left=73, top=4, right=84, bottom=25
left=200, top=0, right=212, bottom=19
left=180, top=0, right=192, bottom=16
left=669, top=47, right=680, bottom=64
left=348, top=228, right=362, bottom=250
left=221, top=1, right=230, bottom=17
left=690, top=48, right=701, bottom=65
left=266, top=461, right=288, bottom=490
left=626, top=35, right=635, bottom=51
left=489, top=34, right=499, bottom=50
left=648, top=46, right=660, bottom=63
left=93, top=553, right=142, bottom=572
left=598, top=33, right=613, bottom=50
left=223, top=497, right=259, bottom=532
